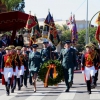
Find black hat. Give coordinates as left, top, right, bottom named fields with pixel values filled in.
left=64, top=40, right=71, bottom=44
left=32, top=44, right=38, bottom=48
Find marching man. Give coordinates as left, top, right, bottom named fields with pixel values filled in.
left=15, top=46, right=25, bottom=90
left=9, top=45, right=18, bottom=93
left=81, top=44, right=98, bottom=94
left=1, top=47, right=13, bottom=96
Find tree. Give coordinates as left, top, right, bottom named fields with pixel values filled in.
left=56, top=23, right=97, bottom=52
left=60, top=30, right=71, bottom=42
left=0, top=0, right=22, bottom=11
left=77, top=27, right=97, bottom=51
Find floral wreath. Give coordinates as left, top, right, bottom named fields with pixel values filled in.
left=38, top=60, right=63, bottom=87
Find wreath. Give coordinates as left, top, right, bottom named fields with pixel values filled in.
left=38, top=60, right=63, bottom=86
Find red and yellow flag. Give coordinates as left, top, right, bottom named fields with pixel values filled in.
left=25, top=14, right=37, bottom=30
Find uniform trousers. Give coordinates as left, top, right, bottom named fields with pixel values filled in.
left=17, top=65, right=24, bottom=88
left=84, top=66, right=95, bottom=80
left=11, top=66, right=18, bottom=89
left=63, top=67, right=74, bottom=89
left=4, top=67, right=13, bottom=82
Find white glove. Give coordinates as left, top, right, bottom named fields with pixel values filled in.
left=82, top=71, right=84, bottom=74
left=48, top=41, right=53, bottom=46
left=29, top=69, right=31, bottom=71
left=1, top=72, right=4, bottom=74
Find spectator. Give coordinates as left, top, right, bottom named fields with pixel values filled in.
left=18, top=35, right=24, bottom=46
left=13, top=36, right=19, bottom=47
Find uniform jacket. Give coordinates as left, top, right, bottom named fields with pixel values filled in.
left=22, top=52, right=29, bottom=72
left=40, top=45, right=56, bottom=62
left=58, top=48, right=77, bottom=69
left=1, top=54, right=12, bottom=70
left=11, top=54, right=16, bottom=71
left=81, top=52, right=99, bottom=70
left=16, top=53, right=25, bottom=69
left=28, top=51, right=42, bottom=72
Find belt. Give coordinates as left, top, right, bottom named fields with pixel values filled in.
left=4, top=66, right=12, bottom=68
left=86, top=65, right=93, bottom=67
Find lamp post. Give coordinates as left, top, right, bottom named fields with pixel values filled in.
left=85, top=0, right=89, bottom=44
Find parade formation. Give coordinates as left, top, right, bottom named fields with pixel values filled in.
left=0, top=1, right=100, bottom=100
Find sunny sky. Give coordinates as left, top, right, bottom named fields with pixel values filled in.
left=24, top=0, right=100, bottom=25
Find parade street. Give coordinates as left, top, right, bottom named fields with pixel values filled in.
left=0, top=70, right=100, bottom=100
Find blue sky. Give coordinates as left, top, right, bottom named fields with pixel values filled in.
left=24, top=0, right=100, bottom=25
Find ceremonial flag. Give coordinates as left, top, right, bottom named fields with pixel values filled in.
left=71, top=15, right=78, bottom=42
left=25, top=14, right=37, bottom=30
left=67, top=14, right=78, bottom=43
left=67, top=14, right=72, bottom=26
left=44, top=12, right=60, bottom=46
left=95, top=13, right=100, bottom=43
left=44, top=12, right=52, bottom=26
left=32, top=16, right=41, bottom=38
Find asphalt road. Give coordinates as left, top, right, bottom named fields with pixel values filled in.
left=0, top=70, right=100, bottom=100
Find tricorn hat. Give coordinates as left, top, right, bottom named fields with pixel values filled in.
left=9, top=45, right=15, bottom=49
left=15, top=46, right=22, bottom=50
left=5, top=47, right=11, bottom=50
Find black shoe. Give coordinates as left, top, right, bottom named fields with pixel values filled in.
left=6, top=90, right=9, bottom=96
left=13, top=86, right=16, bottom=89
left=18, top=87, right=21, bottom=91
left=65, top=89, right=69, bottom=92
left=24, top=85, right=27, bottom=88
left=88, top=91, right=91, bottom=94
left=20, top=84, right=23, bottom=87
left=69, top=82, right=72, bottom=87
left=34, top=90, right=36, bottom=93
left=11, top=88, right=14, bottom=93
left=91, top=84, right=95, bottom=89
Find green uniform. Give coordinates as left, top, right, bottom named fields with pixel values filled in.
left=40, top=45, right=56, bottom=62
left=28, top=51, right=42, bottom=76
left=58, top=48, right=77, bottom=89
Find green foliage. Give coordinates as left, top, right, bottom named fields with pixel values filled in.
left=38, top=60, right=63, bottom=86
left=1, top=0, right=22, bottom=11
left=55, top=24, right=97, bottom=52
left=60, top=30, right=71, bottom=41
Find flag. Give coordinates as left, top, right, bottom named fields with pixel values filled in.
left=44, top=12, right=60, bottom=46
left=32, top=16, right=41, bottom=38
left=95, top=13, right=100, bottom=43
left=25, top=14, right=37, bottom=30
left=44, top=12, right=52, bottom=26
left=67, top=14, right=72, bottom=25
left=95, top=13, right=100, bottom=25
left=67, top=14, right=78, bottom=43
left=71, top=15, right=78, bottom=42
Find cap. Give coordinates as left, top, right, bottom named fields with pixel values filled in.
left=5, top=47, right=11, bottom=50
left=43, top=38, right=49, bottom=44
left=64, top=40, right=71, bottom=44
left=32, top=44, right=38, bottom=48
left=9, top=45, right=15, bottom=49
left=15, top=46, right=22, bottom=50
